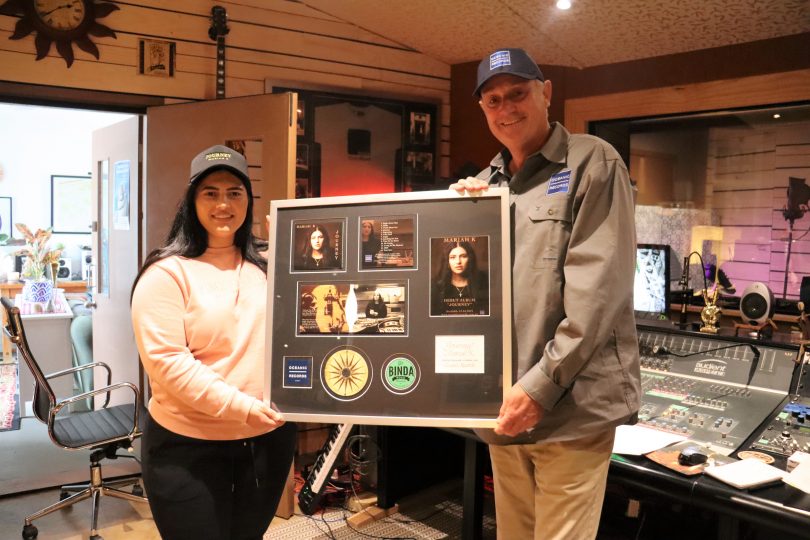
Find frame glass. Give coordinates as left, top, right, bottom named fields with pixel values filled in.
left=50, top=175, right=91, bottom=234
left=266, top=189, right=511, bottom=427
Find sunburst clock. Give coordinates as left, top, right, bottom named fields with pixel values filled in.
left=0, top=0, right=118, bottom=67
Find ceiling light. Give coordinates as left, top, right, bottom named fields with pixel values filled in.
left=556, top=0, right=572, bottom=9
left=773, top=113, right=781, bottom=119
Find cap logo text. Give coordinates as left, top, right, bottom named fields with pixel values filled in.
left=490, top=50, right=511, bottom=70
left=205, top=152, right=231, bottom=161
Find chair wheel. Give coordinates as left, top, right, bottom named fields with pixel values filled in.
left=131, top=484, right=144, bottom=497
left=22, top=523, right=38, bottom=539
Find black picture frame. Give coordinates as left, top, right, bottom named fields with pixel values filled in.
left=0, top=196, right=11, bottom=238
left=408, top=111, right=432, bottom=145
left=266, top=189, right=512, bottom=428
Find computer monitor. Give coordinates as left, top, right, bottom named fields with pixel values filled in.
left=634, top=244, right=670, bottom=318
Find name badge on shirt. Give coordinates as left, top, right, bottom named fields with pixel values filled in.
left=283, top=356, right=312, bottom=388
left=546, top=169, right=571, bottom=195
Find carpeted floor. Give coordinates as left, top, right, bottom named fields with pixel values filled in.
left=0, top=479, right=495, bottom=540
left=0, top=363, right=20, bottom=432
left=263, top=499, right=497, bottom=540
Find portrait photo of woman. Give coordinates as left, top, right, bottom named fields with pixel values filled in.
left=361, top=219, right=382, bottom=265
left=292, top=220, right=343, bottom=271
left=430, top=238, right=489, bottom=316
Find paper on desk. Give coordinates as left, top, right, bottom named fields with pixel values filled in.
left=612, top=424, right=687, bottom=455
left=784, top=458, right=810, bottom=494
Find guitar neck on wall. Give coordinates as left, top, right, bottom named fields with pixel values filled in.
left=209, top=6, right=229, bottom=99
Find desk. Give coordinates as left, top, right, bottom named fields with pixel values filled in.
left=449, top=429, right=810, bottom=540
left=0, top=280, right=86, bottom=363
left=13, top=292, right=75, bottom=417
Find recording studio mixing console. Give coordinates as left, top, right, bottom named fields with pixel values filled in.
left=637, top=327, right=798, bottom=455
left=749, top=397, right=810, bottom=456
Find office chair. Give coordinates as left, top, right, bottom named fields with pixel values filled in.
left=0, top=297, right=147, bottom=540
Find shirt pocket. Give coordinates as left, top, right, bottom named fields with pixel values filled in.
left=527, top=198, right=573, bottom=269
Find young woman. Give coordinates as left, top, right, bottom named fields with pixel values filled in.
left=431, top=241, right=489, bottom=316
left=361, top=219, right=381, bottom=265
left=365, top=291, right=388, bottom=318
left=299, top=224, right=338, bottom=269
left=131, top=145, right=297, bottom=540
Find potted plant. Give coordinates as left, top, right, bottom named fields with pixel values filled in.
left=14, top=224, right=63, bottom=304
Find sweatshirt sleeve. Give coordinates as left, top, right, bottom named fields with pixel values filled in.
left=131, top=263, right=257, bottom=422
left=519, top=150, right=636, bottom=411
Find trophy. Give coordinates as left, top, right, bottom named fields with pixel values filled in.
left=700, top=286, right=721, bottom=334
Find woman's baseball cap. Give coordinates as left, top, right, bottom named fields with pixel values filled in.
left=189, top=144, right=249, bottom=184
left=474, top=48, right=545, bottom=96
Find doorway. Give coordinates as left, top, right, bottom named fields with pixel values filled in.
left=0, top=102, right=138, bottom=495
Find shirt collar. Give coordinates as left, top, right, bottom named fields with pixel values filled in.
left=488, top=122, right=569, bottom=176
left=486, top=122, right=570, bottom=189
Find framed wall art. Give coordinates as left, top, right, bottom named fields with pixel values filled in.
left=0, top=196, right=11, bottom=238
left=265, top=188, right=511, bottom=427
left=51, top=174, right=91, bottom=234
left=138, top=38, right=175, bottom=77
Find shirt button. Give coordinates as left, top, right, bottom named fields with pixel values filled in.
left=547, top=208, right=555, bottom=215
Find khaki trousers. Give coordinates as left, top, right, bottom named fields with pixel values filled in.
left=489, top=428, right=615, bottom=540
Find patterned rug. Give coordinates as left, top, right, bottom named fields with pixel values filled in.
left=0, top=363, right=21, bottom=432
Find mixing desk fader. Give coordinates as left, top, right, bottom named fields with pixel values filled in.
left=637, top=326, right=798, bottom=455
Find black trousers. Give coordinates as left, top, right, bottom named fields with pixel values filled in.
left=141, top=413, right=297, bottom=540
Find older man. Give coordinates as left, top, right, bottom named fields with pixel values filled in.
left=453, top=48, right=641, bottom=540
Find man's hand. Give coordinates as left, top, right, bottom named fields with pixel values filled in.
left=494, top=384, right=544, bottom=436
left=449, top=176, right=490, bottom=195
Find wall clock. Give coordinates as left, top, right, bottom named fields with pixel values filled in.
left=0, top=0, right=118, bottom=67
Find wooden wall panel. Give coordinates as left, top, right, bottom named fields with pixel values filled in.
left=0, top=0, right=450, bottom=176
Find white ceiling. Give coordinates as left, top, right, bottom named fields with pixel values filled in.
left=304, top=0, right=810, bottom=69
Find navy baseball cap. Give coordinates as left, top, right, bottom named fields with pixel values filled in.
left=189, top=144, right=249, bottom=184
left=474, top=48, right=545, bottom=96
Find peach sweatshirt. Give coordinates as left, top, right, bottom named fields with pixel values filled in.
left=131, top=246, right=268, bottom=440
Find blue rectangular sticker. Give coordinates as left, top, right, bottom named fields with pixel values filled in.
left=283, top=356, right=312, bottom=388
left=546, top=170, right=571, bottom=195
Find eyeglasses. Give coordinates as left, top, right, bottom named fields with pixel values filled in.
left=480, top=84, right=533, bottom=110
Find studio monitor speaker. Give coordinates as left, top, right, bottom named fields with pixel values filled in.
left=57, top=259, right=71, bottom=279
left=740, top=282, right=774, bottom=326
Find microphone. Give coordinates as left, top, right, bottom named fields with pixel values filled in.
left=679, top=255, right=690, bottom=288
left=746, top=345, right=761, bottom=388
left=677, top=255, right=691, bottom=329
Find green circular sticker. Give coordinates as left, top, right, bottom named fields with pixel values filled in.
left=381, top=354, right=420, bottom=395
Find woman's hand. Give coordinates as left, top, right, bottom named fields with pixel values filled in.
left=449, top=177, right=489, bottom=195
left=246, top=399, right=285, bottom=430
left=259, top=215, right=271, bottom=259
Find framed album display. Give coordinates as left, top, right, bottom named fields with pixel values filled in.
left=265, top=188, right=511, bottom=427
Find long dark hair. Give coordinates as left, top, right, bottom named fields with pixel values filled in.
left=436, top=241, right=483, bottom=290
left=362, top=220, right=377, bottom=242
left=131, top=168, right=266, bottom=299
left=302, top=224, right=332, bottom=259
